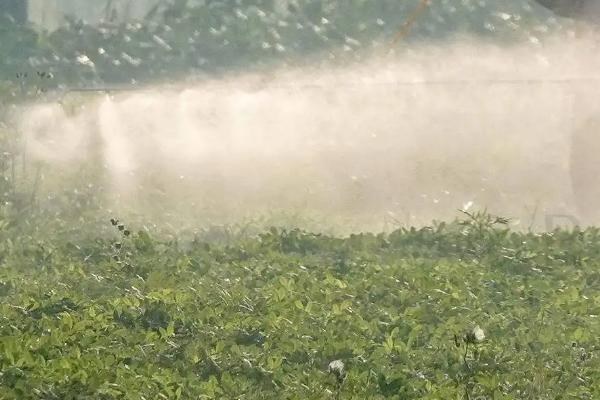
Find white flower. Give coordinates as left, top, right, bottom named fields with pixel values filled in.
left=328, top=360, right=344, bottom=374
left=464, top=325, right=486, bottom=344
left=328, top=360, right=346, bottom=383
left=472, top=326, right=485, bottom=342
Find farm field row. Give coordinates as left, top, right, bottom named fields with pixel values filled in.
left=1, top=214, right=599, bottom=399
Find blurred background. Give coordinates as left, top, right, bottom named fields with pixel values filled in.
left=0, top=0, right=570, bottom=91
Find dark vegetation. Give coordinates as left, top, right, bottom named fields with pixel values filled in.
left=1, top=0, right=565, bottom=100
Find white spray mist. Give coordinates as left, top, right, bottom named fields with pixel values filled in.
left=17, top=36, right=600, bottom=231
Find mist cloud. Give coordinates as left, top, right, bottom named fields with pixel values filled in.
left=17, top=36, right=600, bottom=231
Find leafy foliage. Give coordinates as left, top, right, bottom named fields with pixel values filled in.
left=1, top=215, right=600, bottom=398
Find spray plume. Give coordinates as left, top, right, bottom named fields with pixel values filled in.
left=16, top=36, right=600, bottom=232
